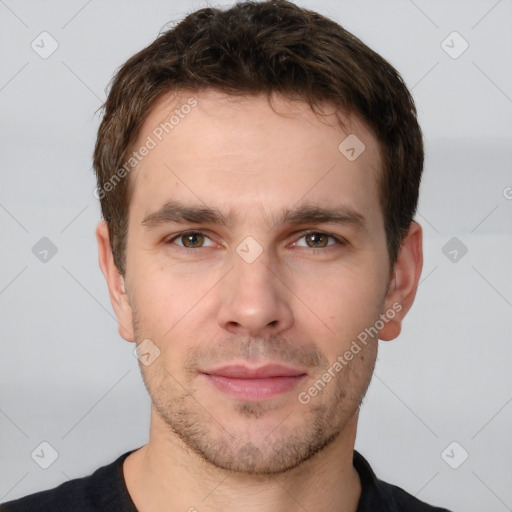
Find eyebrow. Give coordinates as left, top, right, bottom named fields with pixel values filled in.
left=141, top=200, right=366, bottom=232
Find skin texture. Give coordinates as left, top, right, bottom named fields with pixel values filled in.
left=96, top=90, right=423, bottom=512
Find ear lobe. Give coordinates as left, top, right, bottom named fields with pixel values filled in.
left=96, top=221, right=135, bottom=342
left=379, top=221, right=423, bottom=342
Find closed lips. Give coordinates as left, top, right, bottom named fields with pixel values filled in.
left=202, top=364, right=307, bottom=379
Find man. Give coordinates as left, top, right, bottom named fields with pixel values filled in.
left=1, top=1, right=452, bottom=510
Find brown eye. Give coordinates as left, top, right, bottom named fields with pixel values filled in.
left=166, top=231, right=215, bottom=249
left=304, top=232, right=329, bottom=248
left=180, top=232, right=205, bottom=248
left=294, top=231, right=342, bottom=250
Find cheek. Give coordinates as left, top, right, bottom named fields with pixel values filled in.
left=293, top=263, right=385, bottom=354
left=130, top=262, right=216, bottom=336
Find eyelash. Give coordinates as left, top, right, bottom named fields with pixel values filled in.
left=164, top=230, right=346, bottom=253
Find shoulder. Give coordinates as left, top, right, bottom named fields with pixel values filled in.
left=0, top=450, right=137, bottom=512
left=0, top=476, right=96, bottom=512
left=353, top=450, right=452, bottom=512
left=375, top=480, right=452, bottom=511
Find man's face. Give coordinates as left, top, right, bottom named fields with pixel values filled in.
left=118, top=90, right=395, bottom=474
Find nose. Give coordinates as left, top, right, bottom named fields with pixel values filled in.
left=216, top=249, right=294, bottom=338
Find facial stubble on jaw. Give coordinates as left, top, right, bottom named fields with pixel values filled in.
left=135, top=333, right=377, bottom=476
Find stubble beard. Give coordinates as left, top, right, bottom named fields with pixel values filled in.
left=136, top=335, right=377, bottom=476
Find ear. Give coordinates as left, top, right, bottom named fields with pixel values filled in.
left=379, top=221, right=423, bottom=341
left=96, top=221, right=135, bottom=342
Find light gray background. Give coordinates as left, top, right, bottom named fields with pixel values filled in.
left=1, top=1, right=511, bottom=511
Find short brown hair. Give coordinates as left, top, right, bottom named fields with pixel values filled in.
left=93, top=0, right=423, bottom=276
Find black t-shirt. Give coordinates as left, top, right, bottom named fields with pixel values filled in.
left=0, top=449, right=452, bottom=511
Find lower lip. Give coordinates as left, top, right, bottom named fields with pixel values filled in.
left=202, top=374, right=307, bottom=401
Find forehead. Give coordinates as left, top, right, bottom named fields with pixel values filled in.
left=128, top=89, right=383, bottom=229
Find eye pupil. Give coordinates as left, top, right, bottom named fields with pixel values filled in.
left=306, top=233, right=328, bottom=248
left=183, top=232, right=203, bottom=248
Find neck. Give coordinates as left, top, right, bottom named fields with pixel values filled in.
left=124, top=408, right=362, bottom=512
